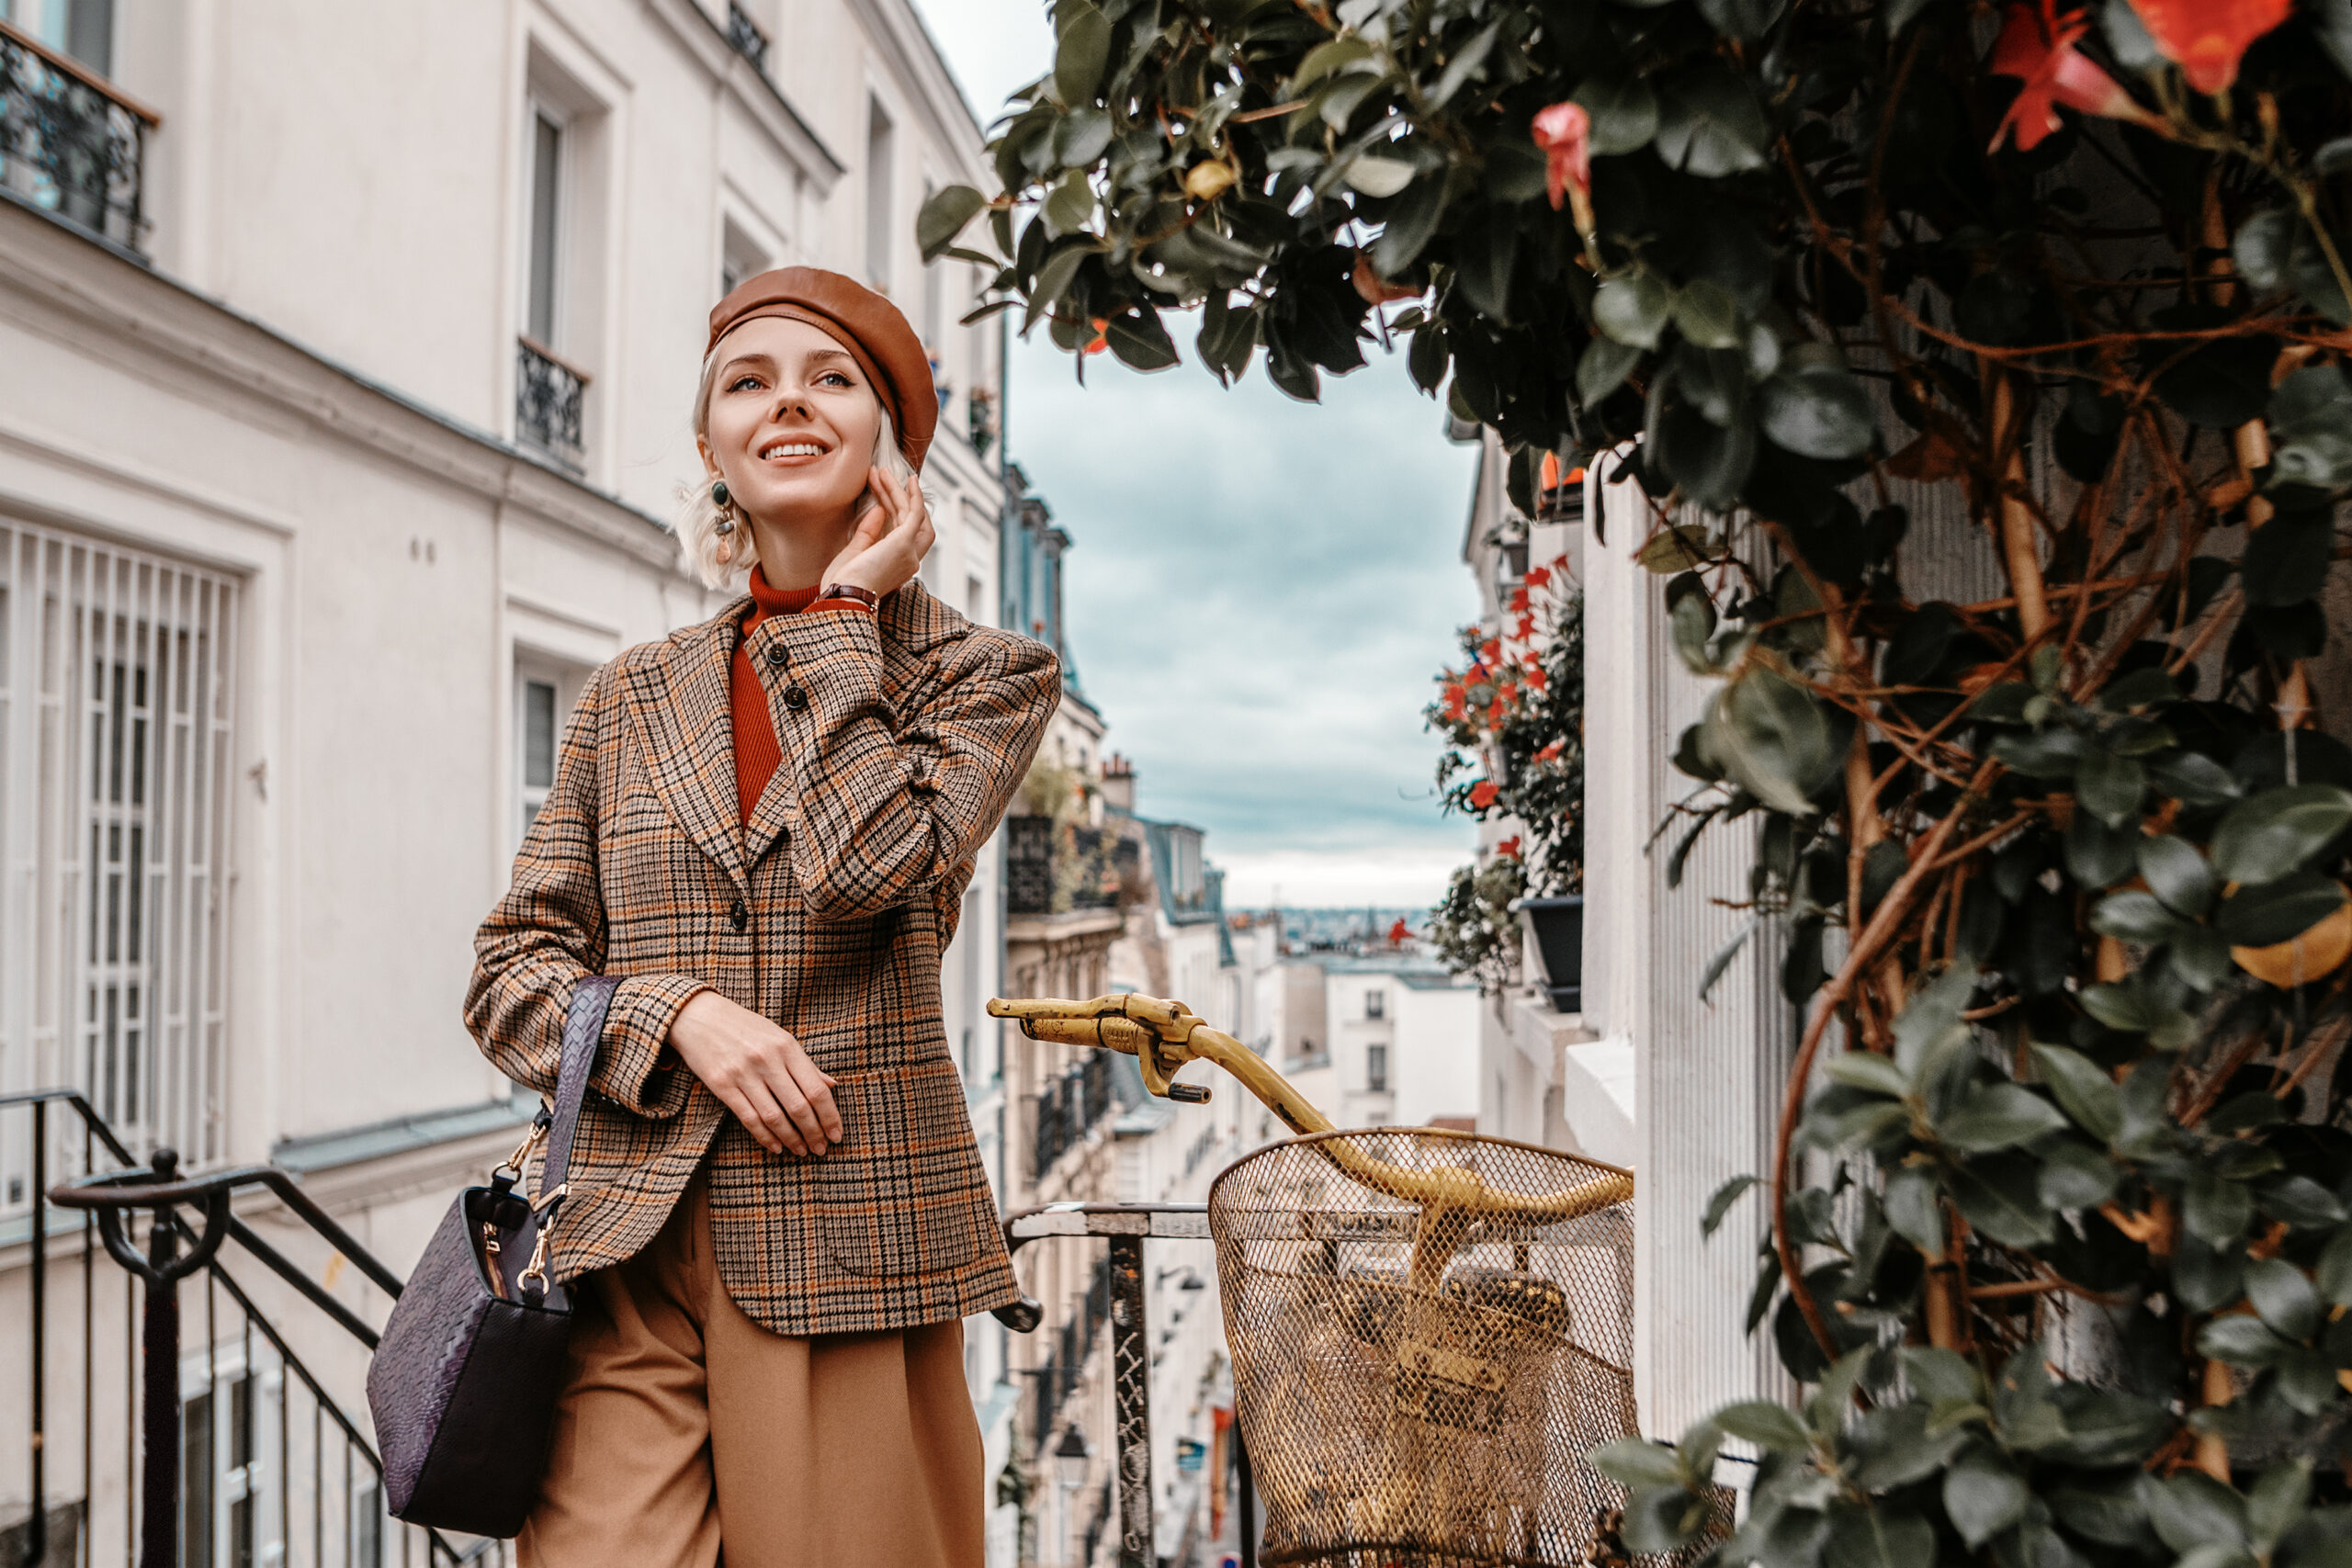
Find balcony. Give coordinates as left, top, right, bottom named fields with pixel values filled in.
left=726, top=3, right=772, bottom=74
left=1006, top=815, right=1127, bottom=917
left=515, top=336, right=590, bottom=474
left=0, top=21, right=158, bottom=254
left=1031, top=1052, right=1116, bottom=1181
left=1026, top=1255, right=1113, bottom=1450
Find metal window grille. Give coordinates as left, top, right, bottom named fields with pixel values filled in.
left=0, top=23, right=155, bottom=252
left=514, top=338, right=588, bottom=474
left=0, top=520, right=238, bottom=1195
left=725, top=2, right=771, bottom=73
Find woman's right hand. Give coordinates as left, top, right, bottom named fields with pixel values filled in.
left=666, top=990, right=842, bottom=1156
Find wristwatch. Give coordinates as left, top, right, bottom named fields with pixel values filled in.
left=816, top=582, right=880, bottom=611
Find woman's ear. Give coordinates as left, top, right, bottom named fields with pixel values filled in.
left=695, top=434, right=718, bottom=479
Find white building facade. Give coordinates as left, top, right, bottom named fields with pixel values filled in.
left=0, top=0, right=1029, bottom=1560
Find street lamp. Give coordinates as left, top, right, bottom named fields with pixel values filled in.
left=1054, top=1424, right=1092, bottom=1566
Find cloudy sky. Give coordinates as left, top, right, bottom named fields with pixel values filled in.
left=910, top=0, right=1483, bottom=909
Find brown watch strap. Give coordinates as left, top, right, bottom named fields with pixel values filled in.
left=816, top=582, right=880, bottom=610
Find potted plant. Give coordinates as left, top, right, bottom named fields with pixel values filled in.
left=1425, top=558, right=1587, bottom=1008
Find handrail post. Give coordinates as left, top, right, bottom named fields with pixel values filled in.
left=28, top=1099, right=47, bottom=1567
left=139, top=1199, right=180, bottom=1568
left=1108, top=1234, right=1151, bottom=1568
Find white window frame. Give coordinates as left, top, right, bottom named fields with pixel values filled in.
left=0, top=520, right=238, bottom=1185
left=514, top=653, right=589, bottom=846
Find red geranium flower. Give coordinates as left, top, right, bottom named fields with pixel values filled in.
left=1525, top=666, right=1548, bottom=691
left=1495, top=836, right=1523, bottom=860
left=1480, top=637, right=1502, bottom=662
left=1526, top=566, right=1553, bottom=590
left=1084, top=317, right=1110, bottom=355
left=1515, top=615, right=1537, bottom=640
left=1535, top=739, right=1566, bottom=762
left=1469, top=780, right=1500, bottom=809
left=1989, top=0, right=2163, bottom=151
left=1531, top=101, right=1591, bottom=221
left=1510, top=589, right=1530, bottom=614
left=2126, top=0, right=2290, bottom=93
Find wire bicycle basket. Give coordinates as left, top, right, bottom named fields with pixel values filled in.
left=1213, top=1129, right=1639, bottom=1568
left=988, top=993, right=1674, bottom=1568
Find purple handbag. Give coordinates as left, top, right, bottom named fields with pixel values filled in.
left=365, top=976, right=617, bottom=1538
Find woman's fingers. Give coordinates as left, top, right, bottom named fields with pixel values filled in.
left=719, top=1077, right=796, bottom=1156
left=786, top=1049, right=844, bottom=1145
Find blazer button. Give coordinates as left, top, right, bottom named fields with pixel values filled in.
left=729, top=898, right=749, bottom=932
left=784, top=686, right=809, bottom=711
left=764, top=644, right=788, bottom=669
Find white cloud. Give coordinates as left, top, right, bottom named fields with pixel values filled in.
left=1214, top=840, right=1476, bottom=908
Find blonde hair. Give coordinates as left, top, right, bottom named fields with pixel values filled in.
left=674, top=345, right=923, bottom=592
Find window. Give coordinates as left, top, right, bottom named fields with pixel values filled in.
left=1365, top=988, right=1385, bottom=1021
left=514, top=657, right=587, bottom=844
left=1367, top=1043, right=1388, bottom=1094
left=181, top=1351, right=269, bottom=1568
left=865, top=97, right=895, bottom=287
left=0, top=522, right=238, bottom=1179
left=525, top=109, right=564, bottom=348
left=16, top=0, right=114, bottom=73
left=720, top=219, right=767, bottom=299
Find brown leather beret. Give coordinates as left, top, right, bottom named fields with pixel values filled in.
left=706, top=266, right=938, bottom=470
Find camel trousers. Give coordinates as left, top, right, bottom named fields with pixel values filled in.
left=519, top=1170, right=984, bottom=1568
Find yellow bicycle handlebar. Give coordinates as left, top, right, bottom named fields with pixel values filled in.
left=986, top=994, right=1632, bottom=1225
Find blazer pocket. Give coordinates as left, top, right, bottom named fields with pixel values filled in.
left=819, top=1060, right=985, bottom=1276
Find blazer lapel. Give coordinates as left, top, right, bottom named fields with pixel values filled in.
left=619, top=609, right=749, bottom=890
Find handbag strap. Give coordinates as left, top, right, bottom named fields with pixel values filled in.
left=538, top=975, right=620, bottom=1213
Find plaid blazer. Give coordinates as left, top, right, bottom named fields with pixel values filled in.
left=465, top=581, right=1057, bottom=1336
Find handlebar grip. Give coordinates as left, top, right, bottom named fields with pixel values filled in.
left=1016, top=1016, right=1153, bottom=1055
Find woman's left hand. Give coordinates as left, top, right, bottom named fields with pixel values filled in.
left=820, top=469, right=933, bottom=597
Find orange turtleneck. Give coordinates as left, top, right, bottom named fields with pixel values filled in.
left=729, top=567, right=872, bottom=824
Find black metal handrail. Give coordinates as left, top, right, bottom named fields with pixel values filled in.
left=995, top=1202, right=1257, bottom=1568
left=725, top=1, right=771, bottom=73
left=6, top=1087, right=497, bottom=1568
left=514, top=336, right=589, bottom=474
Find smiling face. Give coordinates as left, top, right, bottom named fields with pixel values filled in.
left=697, top=314, right=887, bottom=534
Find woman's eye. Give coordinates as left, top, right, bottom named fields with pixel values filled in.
left=729, top=375, right=763, bottom=392
left=818, top=371, right=853, bottom=389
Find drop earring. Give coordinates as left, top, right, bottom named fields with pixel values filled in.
left=710, top=478, right=739, bottom=567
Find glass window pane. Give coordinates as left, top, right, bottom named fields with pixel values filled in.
left=527, top=115, right=562, bottom=345
left=523, top=681, right=557, bottom=789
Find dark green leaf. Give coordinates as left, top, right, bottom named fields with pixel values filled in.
left=1704, top=668, right=1839, bottom=817
left=2199, top=1313, right=2290, bottom=1367
left=1822, top=1507, right=1934, bottom=1568
left=2243, top=514, right=2334, bottom=607
left=1673, top=281, right=1743, bottom=351
left=2077, top=748, right=2147, bottom=828
left=2030, top=1043, right=2123, bottom=1142
left=2039, top=1136, right=2123, bottom=1208
left=1938, top=1082, right=2068, bottom=1152
left=1713, top=1399, right=1815, bottom=1451
left=1589, top=1438, right=1688, bottom=1487
left=1950, top=1159, right=2054, bottom=1247
left=1053, top=2, right=1112, bottom=108
left=2150, top=750, right=2245, bottom=807
left=2267, top=367, right=2352, bottom=491
left=2187, top=1168, right=2256, bottom=1245
left=2142, top=1472, right=2251, bottom=1551
left=2262, top=1176, right=2346, bottom=1228
left=1850, top=1404, right=1968, bottom=1489
left=2154, top=336, right=2279, bottom=429
left=1826, top=1052, right=1911, bottom=1098
left=1901, top=1347, right=1980, bottom=1403
left=2140, top=834, right=2217, bottom=918
left=1883, top=1165, right=1945, bottom=1256
left=1702, top=1174, right=1761, bottom=1238
left=1596, top=272, right=1672, bottom=350
left=1945, top=1452, right=2030, bottom=1550
left=2214, top=785, right=2352, bottom=885
left=1578, top=337, right=1643, bottom=405
left=2317, top=1226, right=2352, bottom=1304
left=2247, top=1256, right=2323, bottom=1340
left=2217, top=872, right=2347, bottom=946
left=1373, top=173, right=1448, bottom=276
left=1759, top=352, right=1876, bottom=460
left=2091, top=889, right=2184, bottom=943
left=917, top=185, right=989, bottom=262
left=1576, top=75, right=1660, bottom=155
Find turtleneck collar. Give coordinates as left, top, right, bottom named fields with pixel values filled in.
left=745, top=565, right=824, bottom=624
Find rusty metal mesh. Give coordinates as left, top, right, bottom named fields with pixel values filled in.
left=1209, top=1128, right=1645, bottom=1568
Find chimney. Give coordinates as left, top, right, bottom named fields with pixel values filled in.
left=1099, top=751, right=1136, bottom=812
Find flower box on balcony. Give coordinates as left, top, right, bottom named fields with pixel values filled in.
left=1512, top=895, right=1582, bottom=1014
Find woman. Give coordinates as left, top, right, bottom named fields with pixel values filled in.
left=465, top=267, right=1060, bottom=1568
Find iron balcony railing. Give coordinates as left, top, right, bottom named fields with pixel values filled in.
left=1030, top=1052, right=1116, bottom=1181
left=725, top=2, right=771, bottom=73
left=1006, top=816, right=1127, bottom=917
left=514, top=337, right=589, bottom=474
left=2, top=1089, right=508, bottom=1568
left=0, top=20, right=157, bottom=253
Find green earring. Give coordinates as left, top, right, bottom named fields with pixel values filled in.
left=710, top=478, right=731, bottom=509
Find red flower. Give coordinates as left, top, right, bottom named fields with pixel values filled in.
left=2126, top=0, right=2290, bottom=93
left=1495, top=836, right=1523, bottom=860
left=1525, top=666, right=1548, bottom=691
left=1525, top=565, right=1553, bottom=589
left=1498, top=682, right=1518, bottom=703
left=1510, top=589, right=1531, bottom=614
left=1531, top=101, right=1591, bottom=221
left=1466, top=660, right=1488, bottom=683
left=1084, top=317, right=1110, bottom=355
left=1515, top=615, right=1537, bottom=640
left=1469, top=780, right=1500, bottom=809
left=1486, top=700, right=1507, bottom=724
left=1990, top=0, right=2165, bottom=151
left=1535, top=739, right=1566, bottom=762
left=1480, top=637, right=1502, bottom=662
